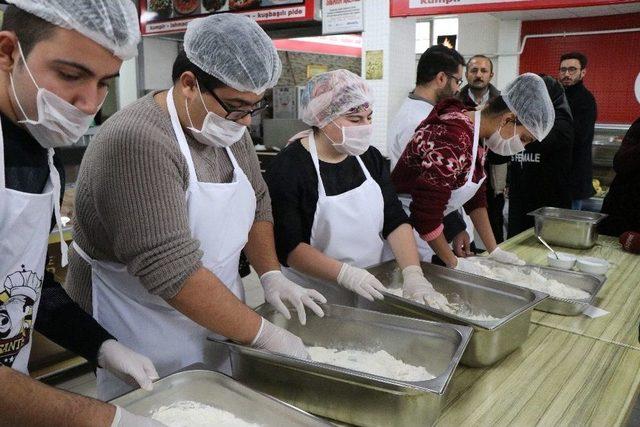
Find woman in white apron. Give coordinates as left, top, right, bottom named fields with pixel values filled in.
left=265, top=70, right=449, bottom=311
left=391, top=73, right=556, bottom=271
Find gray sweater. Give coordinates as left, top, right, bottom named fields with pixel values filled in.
left=64, top=91, right=272, bottom=313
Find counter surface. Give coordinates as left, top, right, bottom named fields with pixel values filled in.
left=436, top=229, right=640, bottom=426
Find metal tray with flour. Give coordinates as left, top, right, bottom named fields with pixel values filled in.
left=208, top=304, right=472, bottom=427
left=110, top=368, right=329, bottom=426
left=468, top=257, right=605, bottom=316
left=364, top=261, right=548, bottom=367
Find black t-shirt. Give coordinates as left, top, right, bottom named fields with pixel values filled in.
left=2, top=113, right=112, bottom=366
left=265, top=140, right=409, bottom=266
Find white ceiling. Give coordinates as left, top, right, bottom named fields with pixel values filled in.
left=489, top=2, right=640, bottom=21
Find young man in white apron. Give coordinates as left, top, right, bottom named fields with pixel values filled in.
left=392, top=74, right=556, bottom=271
left=65, top=14, right=326, bottom=400
left=0, top=1, right=163, bottom=426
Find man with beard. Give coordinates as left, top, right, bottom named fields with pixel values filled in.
left=388, top=45, right=473, bottom=262
left=458, top=55, right=507, bottom=242
left=558, top=52, right=597, bottom=210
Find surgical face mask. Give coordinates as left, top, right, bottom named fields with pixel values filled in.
left=323, top=122, right=373, bottom=156
left=9, top=43, right=98, bottom=148
left=186, top=81, right=246, bottom=148
left=484, top=121, right=525, bottom=156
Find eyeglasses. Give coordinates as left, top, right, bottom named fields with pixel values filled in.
left=445, top=73, right=464, bottom=86
left=208, top=88, right=269, bottom=121
left=559, top=66, right=581, bottom=75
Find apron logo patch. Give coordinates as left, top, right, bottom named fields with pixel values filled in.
left=0, top=265, right=42, bottom=367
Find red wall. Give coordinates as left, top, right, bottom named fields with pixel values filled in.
left=519, top=13, right=640, bottom=124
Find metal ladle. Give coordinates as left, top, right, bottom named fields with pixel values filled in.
left=537, top=235, right=559, bottom=260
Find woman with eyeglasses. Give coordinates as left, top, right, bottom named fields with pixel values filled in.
left=391, top=73, right=556, bottom=273
left=265, top=70, right=449, bottom=309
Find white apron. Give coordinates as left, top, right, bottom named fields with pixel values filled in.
left=0, top=120, right=66, bottom=373
left=74, top=88, right=256, bottom=400
left=282, top=133, right=388, bottom=305
left=404, top=110, right=485, bottom=261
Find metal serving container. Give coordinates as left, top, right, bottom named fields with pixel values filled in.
left=110, top=369, right=329, bottom=426
left=364, top=261, right=548, bottom=368
left=209, top=304, right=472, bottom=427
left=528, top=207, right=608, bottom=249
left=469, top=257, right=606, bottom=316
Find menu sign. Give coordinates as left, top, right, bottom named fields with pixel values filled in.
left=141, top=0, right=316, bottom=35
left=391, top=0, right=640, bottom=17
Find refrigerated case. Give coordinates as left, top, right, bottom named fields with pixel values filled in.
left=584, top=124, right=628, bottom=212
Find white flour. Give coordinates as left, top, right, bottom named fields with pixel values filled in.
left=307, top=346, right=435, bottom=382
left=151, top=401, right=260, bottom=427
left=470, top=261, right=590, bottom=300
left=384, top=288, right=500, bottom=322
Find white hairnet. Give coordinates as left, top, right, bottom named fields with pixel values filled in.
left=502, top=73, right=555, bottom=141
left=7, top=0, right=140, bottom=60
left=301, top=69, right=372, bottom=128
left=184, top=14, right=281, bottom=94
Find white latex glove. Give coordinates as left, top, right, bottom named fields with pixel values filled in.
left=111, top=406, right=167, bottom=427
left=336, top=263, right=386, bottom=302
left=401, top=265, right=450, bottom=309
left=454, top=258, right=484, bottom=275
left=260, top=271, right=326, bottom=325
left=98, top=340, right=159, bottom=391
left=488, top=247, right=526, bottom=266
left=250, top=317, right=310, bottom=360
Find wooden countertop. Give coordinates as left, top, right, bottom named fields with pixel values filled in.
left=436, top=229, right=640, bottom=426
left=500, top=229, right=640, bottom=349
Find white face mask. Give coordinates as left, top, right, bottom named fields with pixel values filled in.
left=485, top=121, right=525, bottom=156
left=323, top=122, right=373, bottom=156
left=186, top=81, right=246, bottom=148
left=9, top=43, right=98, bottom=149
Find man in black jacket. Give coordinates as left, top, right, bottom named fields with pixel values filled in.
left=559, top=52, right=597, bottom=210
left=507, top=75, right=574, bottom=237
left=458, top=55, right=507, bottom=242
left=599, top=117, right=640, bottom=236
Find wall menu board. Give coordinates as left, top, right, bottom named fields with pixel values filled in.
left=390, top=0, right=640, bottom=17
left=140, top=0, right=316, bottom=35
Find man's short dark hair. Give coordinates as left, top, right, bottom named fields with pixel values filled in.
left=560, top=52, right=588, bottom=69
left=416, top=45, right=465, bottom=86
left=467, top=54, right=493, bottom=73
left=171, top=49, right=224, bottom=90
left=1, top=6, right=58, bottom=58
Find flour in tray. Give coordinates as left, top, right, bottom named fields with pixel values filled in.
left=151, top=401, right=261, bottom=427
left=384, top=287, right=500, bottom=322
left=307, top=346, right=435, bottom=382
left=470, top=261, right=590, bottom=300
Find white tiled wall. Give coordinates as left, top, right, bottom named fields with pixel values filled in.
left=362, top=0, right=416, bottom=156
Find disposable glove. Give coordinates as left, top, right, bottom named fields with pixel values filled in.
left=260, top=271, right=326, bottom=325
left=111, top=406, right=167, bottom=427
left=250, top=317, right=310, bottom=360
left=488, top=247, right=526, bottom=266
left=98, top=340, right=159, bottom=391
left=336, top=263, right=385, bottom=302
left=401, top=265, right=449, bottom=309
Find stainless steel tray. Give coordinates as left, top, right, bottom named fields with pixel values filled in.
left=364, top=261, right=548, bottom=367
left=209, top=304, right=472, bottom=427
left=110, top=369, right=329, bottom=426
left=528, top=207, right=608, bottom=249
left=469, top=257, right=606, bottom=316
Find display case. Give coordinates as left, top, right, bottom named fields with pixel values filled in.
left=584, top=123, right=628, bottom=212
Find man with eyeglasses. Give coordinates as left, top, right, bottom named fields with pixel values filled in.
left=65, top=14, right=325, bottom=400
left=558, top=51, right=597, bottom=210
left=388, top=45, right=475, bottom=263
